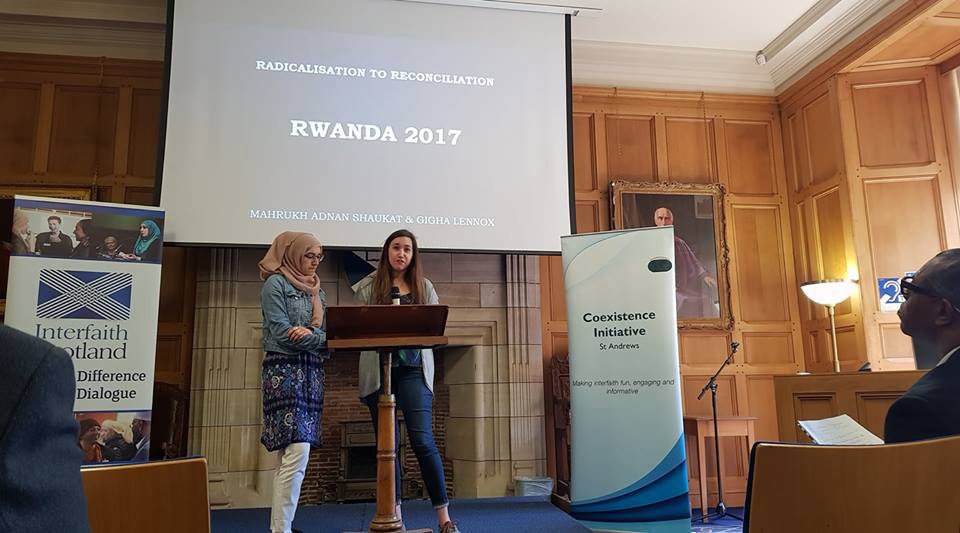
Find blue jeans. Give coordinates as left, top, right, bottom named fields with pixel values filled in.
left=363, top=365, right=449, bottom=508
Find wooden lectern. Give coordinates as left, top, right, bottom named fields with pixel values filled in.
left=326, top=304, right=449, bottom=533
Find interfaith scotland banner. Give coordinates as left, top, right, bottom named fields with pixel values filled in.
left=6, top=195, right=164, bottom=465
left=562, top=226, right=690, bottom=532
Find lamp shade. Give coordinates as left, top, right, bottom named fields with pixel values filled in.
left=800, top=279, right=857, bottom=306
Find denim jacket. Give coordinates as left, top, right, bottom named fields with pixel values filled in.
left=261, top=274, right=327, bottom=355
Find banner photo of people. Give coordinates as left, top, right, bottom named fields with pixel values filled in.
left=5, top=195, right=164, bottom=465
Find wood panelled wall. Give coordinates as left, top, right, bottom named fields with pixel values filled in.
left=781, top=81, right=867, bottom=372
left=942, top=68, right=960, bottom=241
left=841, top=67, right=960, bottom=369
left=0, top=53, right=164, bottom=203
left=782, top=66, right=960, bottom=371
left=0, top=53, right=196, bottom=451
left=542, top=87, right=803, bottom=509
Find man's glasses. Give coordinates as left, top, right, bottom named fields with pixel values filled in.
left=900, top=276, right=960, bottom=312
left=303, top=253, right=324, bottom=262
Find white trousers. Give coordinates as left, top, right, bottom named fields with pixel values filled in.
left=270, top=442, right=310, bottom=533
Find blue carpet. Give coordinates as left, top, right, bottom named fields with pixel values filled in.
left=212, top=496, right=593, bottom=533
left=212, top=499, right=746, bottom=532
left=689, top=508, right=744, bottom=533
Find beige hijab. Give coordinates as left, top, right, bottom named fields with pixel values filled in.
left=258, top=232, right=324, bottom=328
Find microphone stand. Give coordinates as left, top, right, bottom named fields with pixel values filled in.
left=691, top=342, right=742, bottom=524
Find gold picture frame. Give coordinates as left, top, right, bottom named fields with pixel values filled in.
left=1, top=185, right=93, bottom=316
left=0, top=186, right=93, bottom=201
left=611, top=180, right=733, bottom=330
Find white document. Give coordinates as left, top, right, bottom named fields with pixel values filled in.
left=797, top=414, right=884, bottom=445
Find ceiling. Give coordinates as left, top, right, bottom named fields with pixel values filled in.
left=551, top=0, right=820, bottom=51
left=540, top=0, right=907, bottom=94
left=0, top=0, right=908, bottom=95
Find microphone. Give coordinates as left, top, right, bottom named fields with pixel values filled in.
left=731, top=342, right=740, bottom=352
left=390, top=286, right=401, bottom=306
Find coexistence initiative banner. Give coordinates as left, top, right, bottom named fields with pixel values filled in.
left=562, top=226, right=690, bottom=532
left=6, top=195, right=164, bottom=465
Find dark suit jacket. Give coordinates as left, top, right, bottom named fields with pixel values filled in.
left=0, top=325, right=91, bottom=532
left=884, top=348, right=960, bottom=444
left=34, top=231, right=74, bottom=257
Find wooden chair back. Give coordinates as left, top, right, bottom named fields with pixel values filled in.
left=745, top=437, right=960, bottom=532
left=81, top=457, right=210, bottom=533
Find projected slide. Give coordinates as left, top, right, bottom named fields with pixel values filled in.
left=159, top=0, right=571, bottom=252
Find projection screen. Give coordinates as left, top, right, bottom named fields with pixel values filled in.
left=157, top=0, right=574, bottom=253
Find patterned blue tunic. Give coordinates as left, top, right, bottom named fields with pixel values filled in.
left=259, top=274, right=328, bottom=452
left=261, top=351, right=325, bottom=451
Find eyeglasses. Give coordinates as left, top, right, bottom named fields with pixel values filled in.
left=303, top=253, right=324, bottom=262
left=900, top=276, right=960, bottom=312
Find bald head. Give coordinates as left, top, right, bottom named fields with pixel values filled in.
left=916, top=249, right=960, bottom=307
left=654, top=207, right=674, bottom=227
left=898, top=249, right=960, bottom=365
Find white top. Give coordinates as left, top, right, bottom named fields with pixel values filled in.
left=937, top=345, right=960, bottom=367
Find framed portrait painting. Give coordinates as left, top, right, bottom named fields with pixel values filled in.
left=611, top=181, right=732, bottom=330
left=0, top=186, right=93, bottom=317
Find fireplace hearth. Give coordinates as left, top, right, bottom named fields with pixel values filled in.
left=336, top=419, right=422, bottom=502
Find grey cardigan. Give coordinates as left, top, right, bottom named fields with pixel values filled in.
left=353, top=274, right=439, bottom=398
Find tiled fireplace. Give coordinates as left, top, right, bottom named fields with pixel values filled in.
left=335, top=420, right=423, bottom=502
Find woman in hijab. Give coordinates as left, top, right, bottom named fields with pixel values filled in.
left=122, top=220, right=161, bottom=261
left=259, top=231, right=328, bottom=533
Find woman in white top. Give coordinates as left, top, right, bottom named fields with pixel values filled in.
left=354, top=229, right=461, bottom=533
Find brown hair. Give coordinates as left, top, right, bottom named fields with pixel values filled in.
left=371, top=229, right=425, bottom=304
left=77, top=419, right=100, bottom=444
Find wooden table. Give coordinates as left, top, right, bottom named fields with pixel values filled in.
left=683, top=415, right=757, bottom=520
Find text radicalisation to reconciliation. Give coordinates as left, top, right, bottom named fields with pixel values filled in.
left=582, top=311, right=656, bottom=338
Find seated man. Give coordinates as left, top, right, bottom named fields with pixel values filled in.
left=0, top=325, right=91, bottom=532
left=884, top=249, right=960, bottom=443
left=98, top=235, right=124, bottom=260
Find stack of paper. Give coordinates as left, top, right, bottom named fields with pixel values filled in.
left=797, top=414, right=884, bottom=445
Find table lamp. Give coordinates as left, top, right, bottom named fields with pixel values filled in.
left=800, top=279, right=857, bottom=372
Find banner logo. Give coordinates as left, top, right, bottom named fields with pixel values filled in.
left=37, top=269, right=133, bottom=320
